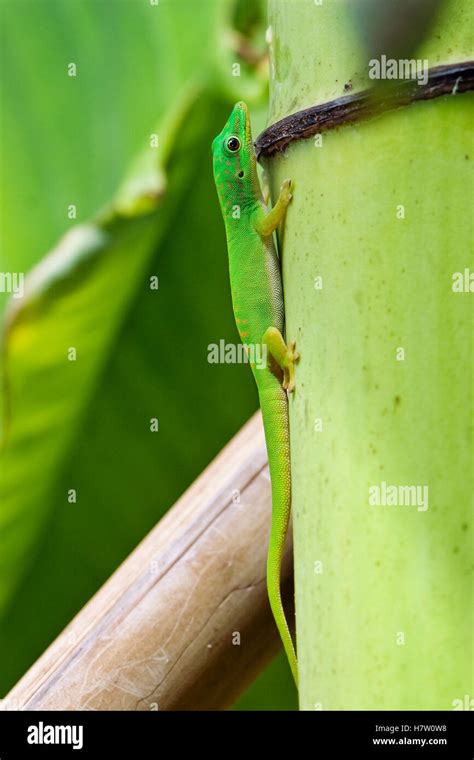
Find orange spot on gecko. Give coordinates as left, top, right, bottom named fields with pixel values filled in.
left=240, top=331, right=249, bottom=338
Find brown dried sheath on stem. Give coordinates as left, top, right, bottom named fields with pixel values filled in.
left=2, top=412, right=294, bottom=711
left=255, top=62, right=474, bottom=159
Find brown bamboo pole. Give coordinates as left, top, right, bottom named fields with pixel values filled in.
left=1, top=412, right=294, bottom=711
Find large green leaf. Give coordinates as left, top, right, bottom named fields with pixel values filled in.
left=0, top=0, right=221, bottom=314
left=0, top=81, right=258, bottom=686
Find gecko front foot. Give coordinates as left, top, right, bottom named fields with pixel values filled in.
left=280, top=178, right=293, bottom=207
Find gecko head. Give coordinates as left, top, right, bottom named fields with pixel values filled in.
left=212, top=101, right=257, bottom=196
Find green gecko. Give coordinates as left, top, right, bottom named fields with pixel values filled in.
left=212, top=101, right=299, bottom=685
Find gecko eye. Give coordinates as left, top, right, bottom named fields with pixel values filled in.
left=225, top=135, right=241, bottom=153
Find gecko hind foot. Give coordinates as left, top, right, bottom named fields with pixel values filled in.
left=262, top=327, right=299, bottom=393
left=282, top=340, right=299, bottom=393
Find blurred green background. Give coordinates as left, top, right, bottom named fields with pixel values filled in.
left=0, top=0, right=296, bottom=708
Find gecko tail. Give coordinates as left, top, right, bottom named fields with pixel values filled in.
left=267, top=536, right=298, bottom=686
left=260, top=384, right=298, bottom=687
